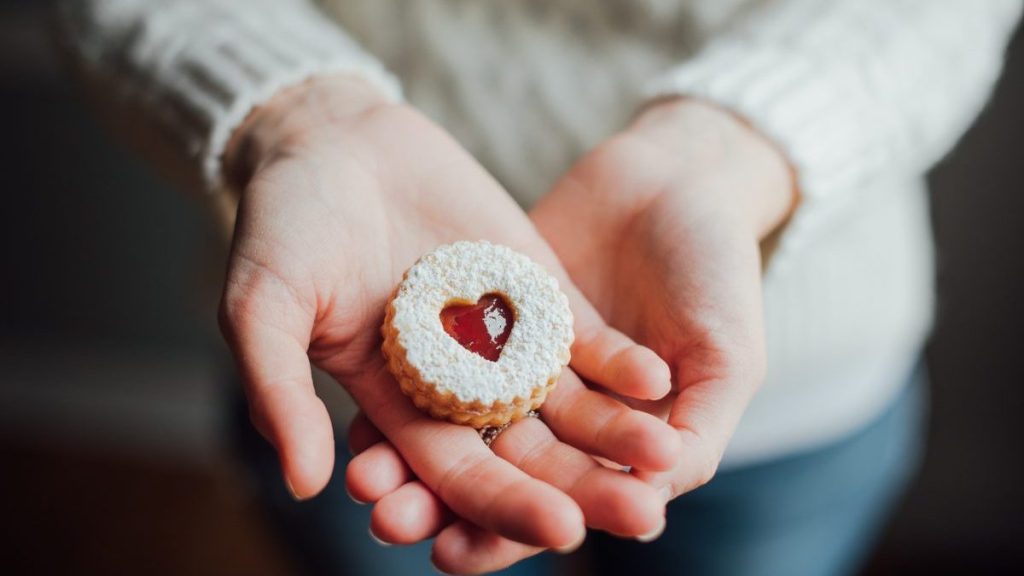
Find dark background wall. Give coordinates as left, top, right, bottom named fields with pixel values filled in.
left=869, top=18, right=1024, bottom=574
left=1, top=1, right=1021, bottom=574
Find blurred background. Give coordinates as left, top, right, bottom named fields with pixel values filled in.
left=1, top=1, right=1022, bottom=574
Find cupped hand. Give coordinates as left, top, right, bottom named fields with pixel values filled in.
left=217, top=76, right=683, bottom=567
left=531, top=98, right=796, bottom=500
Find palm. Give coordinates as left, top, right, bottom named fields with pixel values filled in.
left=532, top=130, right=770, bottom=494
left=234, top=106, right=550, bottom=383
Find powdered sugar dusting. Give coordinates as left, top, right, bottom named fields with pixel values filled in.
left=390, top=241, right=574, bottom=405
left=482, top=302, right=507, bottom=344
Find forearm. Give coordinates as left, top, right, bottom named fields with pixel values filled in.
left=627, top=98, right=796, bottom=242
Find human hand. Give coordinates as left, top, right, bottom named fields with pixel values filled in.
left=531, top=98, right=796, bottom=500
left=217, top=76, right=684, bottom=568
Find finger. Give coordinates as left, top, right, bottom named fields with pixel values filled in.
left=346, top=368, right=585, bottom=549
left=370, top=481, right=454, bottom=545
left=633, top=364, right=757, bottom=499
left=220, top=274, right=332, bottom=500
left=513, top=237, right=671, bottom=401
left=569, top=294, right=673, bottom=400
left=369, top=418, right=665, bottom=548
left=365, top=418, right=664, bottom=547
left=562, top=280, right=673, bottom=401
left=541, top=370, right=683, bottom=472
left=432, top=521, right=545, bottom=576
left=346, top=441, right=414, bottom=503
left=348, top=411, right=384, bottom=455
left=632, top=229, right=767, bottom=499
left=492, top=416, right=666, bottom=538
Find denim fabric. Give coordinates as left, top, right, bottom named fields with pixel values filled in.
left=231, top=366, right=925, bottom=576
left=586, top=368, right=926, bottom=576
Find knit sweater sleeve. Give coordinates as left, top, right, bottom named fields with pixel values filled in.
left=60, top=0, right=402, bottom=193
left=644, top=0, right=1021, bottom=255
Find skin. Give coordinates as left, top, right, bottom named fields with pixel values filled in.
left=345, top=97, right=797, bottom=574
left=534, top=98, right=796, bottom=496
left=217, top=76, right=689, bottom=561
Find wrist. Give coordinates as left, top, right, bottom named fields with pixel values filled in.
left=628, top=98, right=797, bottom=240
left=222, top=74, right=394, bottom=193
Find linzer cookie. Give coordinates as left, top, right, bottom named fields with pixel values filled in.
left=382, top=241, right=574, bottom=428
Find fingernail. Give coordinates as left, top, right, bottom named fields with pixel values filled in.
left=555, top=532, right=586, bottom=554
left=368, top=527, right=391, bottom=547
left=636, top=516, right=666, bottom=543
left=284, top=477, right=306, bottom=502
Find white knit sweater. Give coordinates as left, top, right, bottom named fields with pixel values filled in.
left=62, top=0, right=1021, bottom=467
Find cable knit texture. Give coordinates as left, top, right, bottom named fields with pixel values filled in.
left=61, top=0, right=402, bottom=192
left=62, top=0, right=1021, bottom=466
left=645, top=0, right=1023, bottom=258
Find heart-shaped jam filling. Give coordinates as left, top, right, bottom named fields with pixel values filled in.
left=440, top=293, right=514, bottom=362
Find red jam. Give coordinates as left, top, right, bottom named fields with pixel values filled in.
left=440, top=293, right=514, bottom=362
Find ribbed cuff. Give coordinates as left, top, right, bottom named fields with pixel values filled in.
left=646, top=43, right=890, bottom=201
left=642, top=43, right=886, bottom=261
left=138, top=0, right=403, bottom=193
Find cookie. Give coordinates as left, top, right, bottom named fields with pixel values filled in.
left=382, top=241, right=574, bottom=428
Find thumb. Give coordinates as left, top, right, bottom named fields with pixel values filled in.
left=523, top=210, right=671, bottom=401
left=558, top=274, right=672, bottom=401
left=219, top=268, right=334, bottom=500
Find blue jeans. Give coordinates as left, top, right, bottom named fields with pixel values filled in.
left=231, top=367, right=925, bottom=576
